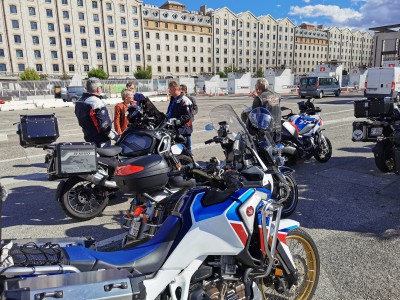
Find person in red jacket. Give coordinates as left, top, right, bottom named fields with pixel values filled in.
left=114, top=88, right=134, bottom=135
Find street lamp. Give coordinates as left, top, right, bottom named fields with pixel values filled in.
left=188, top=59, right=191, bottom=77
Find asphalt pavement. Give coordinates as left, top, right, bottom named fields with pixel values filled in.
left=0, top=94, right=399, bottom=299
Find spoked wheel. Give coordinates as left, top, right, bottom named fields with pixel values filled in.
left=373, top=139, right=395, bottom=173
left=281, top=174, right=298, bottom=218
left=314, top=135, right=332, bottom=163
left=59, top=176, right=109, bottom=221
left=259, top=228, right=320, bottom=300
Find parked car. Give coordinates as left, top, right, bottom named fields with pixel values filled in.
left=62, top=86, right=86, bottom=102
left=298, top=76, right=341, bottom=99
left=364, top=67, right=400, bottom=101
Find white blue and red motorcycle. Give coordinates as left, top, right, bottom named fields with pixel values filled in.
left=0, top=105, right=319, bottom=299
left=281, top=98, right=332, bottom=165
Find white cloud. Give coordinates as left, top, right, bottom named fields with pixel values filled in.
left=303, top=0, right=311, bottom=3
left=276, top=4, right=281, bottom=7
left=289, top=0, right=400, bottom=30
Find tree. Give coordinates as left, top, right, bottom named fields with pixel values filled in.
left=134, top=66, right=152, bottom=79
left=254, top=67, right=264, bottom=78
left=225, top=65, right=237, bottom=73
left=20, top=67, right=40, bottom=81
left=87, top=68, right=109, bottom=79
left=218, top=71, right=227, bottom=78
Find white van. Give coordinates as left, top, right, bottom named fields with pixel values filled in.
left=364, top=67, right=400, bottom=101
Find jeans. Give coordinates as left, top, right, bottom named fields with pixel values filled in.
left=185, top=135, right=192, bottom=152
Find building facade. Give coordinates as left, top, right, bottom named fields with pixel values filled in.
left=0, top=0, right=374, bottom=78
left=369, top=24, right=400, bottom=67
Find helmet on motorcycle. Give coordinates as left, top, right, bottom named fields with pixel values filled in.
left=248, top=107, right=272, bottom=131
left=127, top=104, right=143, bottom=123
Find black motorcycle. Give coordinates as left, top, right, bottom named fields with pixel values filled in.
left=56, top=98, right=194, bottom=221
left=352, top=97, right=400, bottom=174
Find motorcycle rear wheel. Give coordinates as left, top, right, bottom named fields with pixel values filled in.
left=373, top=139, right=395, bottom=173
left=59, top=176, right=109, bottom=221
left=314, top=135, right=332, bottom=163
left=259, top=228, right=320, bottom=300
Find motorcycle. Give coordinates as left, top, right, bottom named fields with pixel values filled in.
left=56, top=98, right=194, bottom=221
left=280, top=98, right=332, bottom=165
left=0, top=104, right=320, bottom=300
left=352, top=97, right=400, bottom=174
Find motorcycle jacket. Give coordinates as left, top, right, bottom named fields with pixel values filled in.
left=75, top=93, right=112, bottom=146
left=167, top=94, right=193, bottom=136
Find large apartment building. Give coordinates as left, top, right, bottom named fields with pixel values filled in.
left=0, top=0, right=374, bottom=78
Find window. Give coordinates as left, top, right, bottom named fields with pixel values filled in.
left=107, top=16, right=113, bottom=24
left=123, top=54, right=128, bottom=61
left=112, top=66, right=117, bottom=72
left=45, top=0, right=51, bottom=3
left=95, top=40, right=101, bottom=47
left=81, top=39, right=87, bottom=46
left=121, top=17, right=126, bottom=25
left=108, top=28, right=114, bottom=36
left=14, top=35, right=21, bottom=43
left=122, top=29, right=127, bottom=37
left=0, top=49, right=4, bottom=57
left=155, top=33, right=159, bottom=39
left=10, top=5, right=17, bottom=14
left=36, top=64, right=43, bottom=72
left=77, top=0, right=83, bottom=6
left=67, top=51, right=73, bottom=58
left=12, top=20, right=19, bottom=29
left=125, top=66, right=129, bottom=72
left=134, top=31, right=139, bottom=38
left=146, top=43, right=150, bottom=50
left=109, top=41, right=115, bottom=48
left=93, top=14, right=99, bottom=22
left=80, top=26, right=86, bottom=34
left=147, top=55, right=151, bottom=61
left=106, top=3, right=112, bottom=10
left=94, top=27, right=100, bottom=35
left=53, top=64, right=59, bottom=72
left=133, top=19, right=138, bottom=27
left=122, top=42, right=128, bottom=49
left=49, top=37, right=56, bottom=45
left=63, top=11, right=69, bottom=19
left=51, top=51, right=57, bottom=59
left=64, top=24, right=71, bottom=32
left=29, top=7, right=36, bottom=15
left=97, top=53, right=102, bottom=59
left=79, top=12, right=85, bottom=20
left=135, top=55, right=140, bottom=62
left=92, top=1, right=98, bottom=8
left=110, top=53, right=116, bottom=60
left=69, top=65, right=75, bottom=72
left=84, top=65, right=89, bottom=72
left=16, top=50, right=23, bottom=58
left=32, top=36, right=39, bottom=44
left=132, top=6, right=137, bottom=14
left=62, top=0, right=68, bottom=4
left=34, top=50, right=41, bottom=58
left=48, top=23, right=55, bottom=31
left=82, top=52, right=88, bottom=59
left=18, top=64, right=25, bottom=72
left=65, top=38, right=72, bottom=46
left=30, top=22, right=38, bottom=30
left=120, top=4, right=125, bottom=12
left=0, top=64, right=6, bottom=72
left=46, top=9, right=53, bottom=17
left=165, top=34, right=169, bottom=40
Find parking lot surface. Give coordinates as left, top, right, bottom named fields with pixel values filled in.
left=0, top=94, right=399, bottom=299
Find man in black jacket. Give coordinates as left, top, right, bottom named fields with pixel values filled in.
left=167, top=81, right=193, bottom=152
left=75, top=77, right=117, bottom=147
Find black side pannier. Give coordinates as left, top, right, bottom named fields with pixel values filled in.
left=55, top=142, right=98, bottom=176
left=18, top=114, right=59, bottom=147
left=354, top=98, right=394, bottom=118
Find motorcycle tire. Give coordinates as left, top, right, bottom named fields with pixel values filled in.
left=373, top=139, right=395, bottom=173
left=59, top=176, right=109, bottom=221
left=281, top=174, right=298, bottom=218
left=258, top=227, right=320, bottom=300
left=314, top=135, right=332, bottom=163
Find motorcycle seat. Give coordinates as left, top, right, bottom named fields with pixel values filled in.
left=97, top=145, right=122, bottom=157
left=63, top=215, right=181, bottom=274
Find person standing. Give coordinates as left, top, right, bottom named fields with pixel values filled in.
left=126, top=81, right=135, bottom=93
left=180, top=84, right=198, bottom=116
left=167, top=81, right=193, bottom=152
left=75, top=77, right=117, bottom=147
left=114, top=88, right=134, bottom=135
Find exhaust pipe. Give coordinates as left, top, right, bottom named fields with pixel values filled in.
left=283, top=146, right=297, bottom=156
left=81, top=170, right=118, bottom=189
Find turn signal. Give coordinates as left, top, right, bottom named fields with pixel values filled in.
left=275, top=268, right=284, bottom=277
left=115, top=165, right=144, bottom=176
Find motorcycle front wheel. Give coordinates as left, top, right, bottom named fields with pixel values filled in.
left=59, top=176, right=109, bottom=221
left=281, top=174, right=298, bottom=218
left=314, top=135, right=332, bottom=163
left=259, top=228, right=320, bottom=300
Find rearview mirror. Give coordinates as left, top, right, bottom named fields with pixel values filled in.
left=204, top=124, right=214, bottom=131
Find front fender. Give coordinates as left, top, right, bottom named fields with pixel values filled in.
left=55, top=180, right=66, bottom=202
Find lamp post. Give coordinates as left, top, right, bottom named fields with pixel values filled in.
left=188, top=59, right=191, bottom=77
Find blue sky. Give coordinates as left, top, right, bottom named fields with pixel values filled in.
left=144, top=0, right=400, bottom=31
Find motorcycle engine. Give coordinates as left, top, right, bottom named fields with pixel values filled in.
left=189, top=280, right=246, bottom=300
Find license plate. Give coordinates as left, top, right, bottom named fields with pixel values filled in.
left=128, top=220, right=141, bottom=239
left=370, top=127, right=383, bottom=136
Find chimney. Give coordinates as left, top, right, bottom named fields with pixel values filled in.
left=317, top=25, right=323, bottom=30
left=200, top=5, right=207, bottom=14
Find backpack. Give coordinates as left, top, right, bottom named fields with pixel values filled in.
left=188, top=96, right=198, bottom=115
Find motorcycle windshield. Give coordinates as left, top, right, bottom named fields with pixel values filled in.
left=209, top=104, right=245, bottom=139
left=142, top=97, right=167, bottom=126
left=267, top=97, right=282, bottom=142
